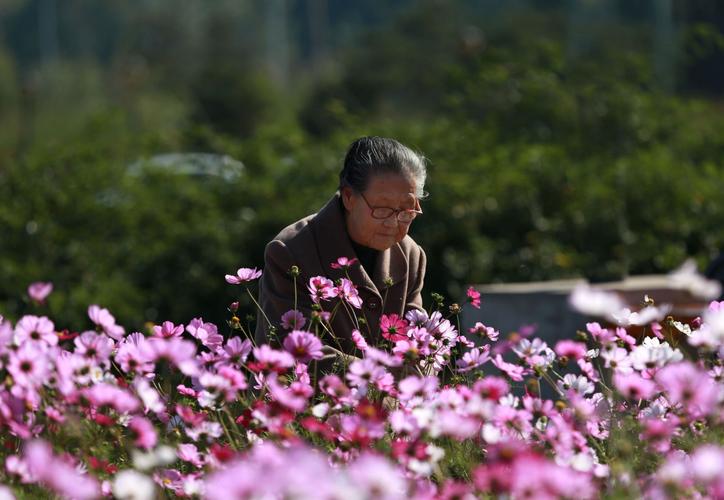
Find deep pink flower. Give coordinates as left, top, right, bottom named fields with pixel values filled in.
left=380, top=314, right=409, bottom=342
left=307, top=276, right=337, bottom=303
left=129, top=416, right=158, bottom=449
left=466, top=286, right=481, bottom=309
left=330, top=256, right=358, bottom=269
left=27, top=282, right=53, bottom=304
left=337, top=278, right=363, bottom=309
left=474, top=376, right=510, bottom=400
left=225, top=267, right=262, bottom=284
left=152, top=321, right=184, bottom=338
left=280, top=310, right=306, bottom=330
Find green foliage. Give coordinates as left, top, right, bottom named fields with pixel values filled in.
left=1, top=2, right=724, bottom=330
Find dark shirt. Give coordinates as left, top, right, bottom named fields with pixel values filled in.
left=350, top=239, right=379, bottom=278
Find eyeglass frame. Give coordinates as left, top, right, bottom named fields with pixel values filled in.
left=358, top=191, right=423, bottom=223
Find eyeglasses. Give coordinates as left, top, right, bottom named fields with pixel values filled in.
left=359, top=192, right=423, bottom=223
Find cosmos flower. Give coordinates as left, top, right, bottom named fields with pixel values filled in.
left=225, top=267, right=262, bottom=284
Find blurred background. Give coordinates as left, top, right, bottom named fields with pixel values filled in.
left=1, top=0, right=723, bottom=332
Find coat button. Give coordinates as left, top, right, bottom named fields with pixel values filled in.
left=367, top=300, right=379, bottom=310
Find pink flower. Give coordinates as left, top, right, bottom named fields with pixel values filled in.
left=87, top=305, right=125, bottom=340
left=219, top=337, right=252, bottom=366
left=129, top=416, right=158, bottom=449
left=468, top=322, right=499, bottom=342
left=83, top=384, right=140, bottom=413
left=655, top=362, right=719, bottom=418
left=307, top=276, right=337, bottom=303
left=613, top=372, right=656, bottom=400
left=152, top=321, right=184, bottom=338
left=13, top=315, right=57, bottom=348
left=456, top=346, right=491, bottom=373
left=267, top=373, right=313, bottom=412
left=115, top=333, right=153, bottom=374
left=397, top=376, right=438, bottom=403
left=74, top=330, right=114, bottom=365
left=251, top=345, right=295, bottom=373
left=474, top=376, right=510, bottom=400
left=178, top=443, right=205, bottom=468
left=7, top=343, right=48, bottom=388
left=186, top=318, right=223, bottom=351
left=24, top=440, right=100, bottom=500
left=225, top=267, right=262, bottom=284
left=337, top=278, right=363, bottom=309
left=352, top=329, right=368, bottom=351
left=330, top=256, right=358, bottom=269
left=282, top=331, right=324, bottom=363
left=280, top=310, right=306, bottom=330
left=554, top=340, right=587, bottom=360
left=28, top=282, right=53, bottom=304
left=492, top=355, right=526, bottom=381
left=141, top=337, right=199, bottom=376
left=466, top=287, right=481, bottom=309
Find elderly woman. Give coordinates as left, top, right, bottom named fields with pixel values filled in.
left=255, top=136, right=427, bottom=355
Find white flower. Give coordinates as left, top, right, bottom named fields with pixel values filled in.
left=601, top=347, right=632, bottom=374
left=499, top=394, right=519, bottom=408
left=668, top=259, right=722, bottom=300
left=131, top=445, right=176, bottom=471
left=558, top=374, right=595, bottom=396
left=312, top=402, right=330, bottom=418
left=112, top=470, right=156, bottom=500
left=569, top=284, right=625, bottom=318
left=611, top=304, right=671, bottom=327
left=630, top=338, right=683, bottom=371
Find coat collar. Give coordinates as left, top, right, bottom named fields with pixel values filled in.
left=311, top=193, right=408, bottom=299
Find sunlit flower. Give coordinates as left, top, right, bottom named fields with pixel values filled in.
left=225, top=267, right=262, bottom=284
left=307, top=276, right=337, bottom=303
left=668, top=259, right=722, bottom=300
left=456, top=346, right=491, bottom=373
left=152, top=321, right=184, bottom=338
left=468, top=322, right=499, bottom=342
left=337, top=278, right=363, bottom=309
left=112, top=469, right=156, bottom=500
left=330, top=256, right=358, bottom=269
left=380, top=314, right=409, bottom=342
left=569, top=284, right=625, bottom=318
left=13, top=315, right=57, bottom=348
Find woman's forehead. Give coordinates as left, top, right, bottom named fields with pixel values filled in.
left=366, top=173, right=417, bottom=200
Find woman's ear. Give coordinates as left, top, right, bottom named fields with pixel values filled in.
left=341, top=186, right=355, bottom=211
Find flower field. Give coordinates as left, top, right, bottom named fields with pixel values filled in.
left=0, top=261, right=722, bottom=499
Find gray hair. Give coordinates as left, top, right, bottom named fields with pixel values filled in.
left=339, top=136, right=428, bottom=199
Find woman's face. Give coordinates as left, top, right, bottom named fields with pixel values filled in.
left=342, top=173, right=419, bottom=251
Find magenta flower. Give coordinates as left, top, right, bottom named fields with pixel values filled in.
left=13, top=315, right=57, bottom=348
left=280, top=310, right=306, bottom=330
left=337, top=278, right=363, bottom=309
left=115, top=333, right=153, bottom=374
left=330, top=256, right=359, bottom=269
left=267, top=374, right=313, bottom=412
left=466, top=286, right=481, bottom=309
left=219, top=337, right=252, bottom=367
left=27, top=282, right=53, bottom=304
left=283, top=330, right=324, bottom=363
left=225, top=267, right=262, bottom=284
left=307, top=276, right=337, bottom=303
left=141, top=337, right=199, bottom=376
left=251, top=345, right=295, bottom=373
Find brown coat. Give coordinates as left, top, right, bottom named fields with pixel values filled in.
left=255, top=193, right=426, bottom=353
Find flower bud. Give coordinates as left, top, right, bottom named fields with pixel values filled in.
left=289, top=265, right=300, bottom=277
left=229, top=301, right=239, bottom=312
